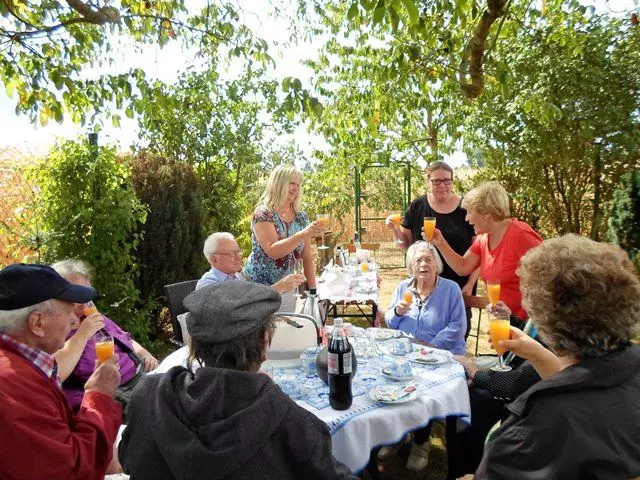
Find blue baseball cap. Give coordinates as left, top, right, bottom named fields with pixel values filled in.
left=0, top=264, right=97, bottom=310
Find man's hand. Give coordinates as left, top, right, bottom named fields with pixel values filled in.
left=76, top=313, right=105, bottom=341
left=85, top=355, right=121, bottom=397
left=272, top=273, right=305, bottom=293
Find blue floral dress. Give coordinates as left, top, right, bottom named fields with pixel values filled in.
left=244, top=206, right=309, bottom=285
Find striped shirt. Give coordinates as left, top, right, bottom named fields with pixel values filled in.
left=0, top=333, right=61, bottom=387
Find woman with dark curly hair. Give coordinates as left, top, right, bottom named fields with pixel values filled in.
left=470, top=235, right=640, bottom=480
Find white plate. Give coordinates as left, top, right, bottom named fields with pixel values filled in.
left=407, top=347, right=453, bottom=366
left=369, top=384, right=419, bottom=404
left=367, top=328, right=402, bottom=340
left=381, top=368, right=413, bottom=382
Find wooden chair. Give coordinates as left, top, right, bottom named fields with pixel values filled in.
left=164, top=280, right=198, bottom=347
left=463, top=294, right=489, bottom=356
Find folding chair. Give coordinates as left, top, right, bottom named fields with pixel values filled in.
left=164, top=280, right=198, bottom=347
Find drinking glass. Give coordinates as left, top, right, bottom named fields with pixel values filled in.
left=94, top=331, right=114, bottom=364
left=294, top=258, right=304, bottom=298
left=487, top=280, right=501, bottom=306
left=423, top=216, right=436, bottom=241
left=489, top=313, right=512, bottom=372
left=317, top=214, right=329, bottom=250
left=390, top=211, right=404, bottom=244
left=83, top=301, right=99, bottom=317
left=402, top=290, right=413, bottom=304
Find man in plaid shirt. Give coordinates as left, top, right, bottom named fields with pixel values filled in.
left=0, top=264, right=123, bottom=480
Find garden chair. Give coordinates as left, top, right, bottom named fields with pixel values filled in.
left=463, top=294, right=490, bottom=356
left=269, top=312, right=321, bottom=360
left=164, top=280, right=198, bottom=347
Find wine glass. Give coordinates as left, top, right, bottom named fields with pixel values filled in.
left=294, top=258, right=305, bottom=298
left=489, top=313, right=512, bottom=372
left=317, top=214, right=329, bottom=250
left=390, top=211, right=404, bottom=244
left=487, top=280, right=501, bottom=306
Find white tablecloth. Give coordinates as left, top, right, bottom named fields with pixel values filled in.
left=317, top=267, right=379, bottom=304
left=154, top=346, right=471, bottom=473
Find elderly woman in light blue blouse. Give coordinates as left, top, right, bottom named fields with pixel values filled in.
left=385, top=241, right=466, bottom=355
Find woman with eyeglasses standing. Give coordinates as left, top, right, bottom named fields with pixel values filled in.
left=244, top=164, right=327, bottom=312
left=386, top=161, right=478, bottom=337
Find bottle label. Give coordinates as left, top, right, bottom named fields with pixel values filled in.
left=328, top=352, right=352, bottom=374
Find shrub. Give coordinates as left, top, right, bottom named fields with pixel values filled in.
left=31, top=138, right=150, bottom=342
left=608, top=170, right=640, bottom=270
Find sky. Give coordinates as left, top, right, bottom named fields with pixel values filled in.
left=0, top=0, right=636, bottom=163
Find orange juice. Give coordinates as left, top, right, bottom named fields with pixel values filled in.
left=360, top=262, right=369, bottom=273
left=84, top=304, right=98, bottom=316
left=95, top=340, right=114, bottom=363
left=423, top=217, right=436, bottom=240
left=390, top=214, right=402, bottom=226
left=489, top=318, right=511, bottom=355
left=317, top=217, right=329, bottom=227
left=402, top=291, right=413, bottom=303
left=487, top=282, right=501, bottom=305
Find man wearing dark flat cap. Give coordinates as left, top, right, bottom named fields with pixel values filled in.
left=120, top=280, right=356, bottom=480
left=0, top=263, right=123, bottom=480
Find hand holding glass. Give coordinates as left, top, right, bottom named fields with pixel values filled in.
left=390, top=212, right=404, bottom=244
left=94, top=331, right=114, bottom=364
left=84, top=301, right=99, bottom=317
left=423, top=217, right=436, bottom=241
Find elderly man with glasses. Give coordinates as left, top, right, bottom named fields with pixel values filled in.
left=197, top=232, right=304, bottom=294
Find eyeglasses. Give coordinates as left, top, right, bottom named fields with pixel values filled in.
left=430, top=178, right=453, bottom=186
left=213, top=251, right=243, bottom=257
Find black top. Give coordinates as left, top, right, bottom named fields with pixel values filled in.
left=403, top=195, right=476, bottom=289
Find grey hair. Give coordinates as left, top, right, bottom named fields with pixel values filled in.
left=51, top=259, right=94, bottom=282
left=406, top=241, right=444, bottom=276
left=0, top=300, right=55, bottom=334
left=203, top=232, right=236, bottom=262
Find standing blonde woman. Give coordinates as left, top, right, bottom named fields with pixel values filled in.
left=244, top=164, right=326, bottom=311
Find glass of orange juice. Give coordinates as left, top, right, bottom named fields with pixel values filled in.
left=402, top=290, right=413, bottom=304
left=489, top=313, right=512, bottom=371
left=390, top=211, right=404, bottom=244
left=83, top=301, right=99, bottom=317
left=487, top=280, right=501, bottom=305
left=316, top=214, right=329, bottom=250
left=423, top=217, right=436, bottom=241
left=94, top=331, right=114, bottom=364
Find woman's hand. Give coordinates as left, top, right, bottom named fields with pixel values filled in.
left=272, top=273, right=305, bottom=293
left=384, top=215, right=399, bottom=230
left=301, top=220, right=326, bottom=238
left=453, top=355, right=479, bottom=380
left=76, top=313, right=105, bottom=341
left=487, top=300, right=511, bottom=318
left=140, top=351, right=159, bottom=372
left=430, top=228, right=445, bottom=247
left=498, top=327, right=544, bottom=362
left=394, top=299, right=412, bottom=316
left=461, top=283, right=474, bottom=296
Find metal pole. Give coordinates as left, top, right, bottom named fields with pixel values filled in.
left=354, top=166, right=361, bottom=238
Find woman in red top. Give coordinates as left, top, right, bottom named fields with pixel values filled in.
left=431, top=181, right=542, bottom=319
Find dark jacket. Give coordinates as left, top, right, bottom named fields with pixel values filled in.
left=476, top=345, right=640, bottom=480
left=119, top=366, right=356, bottom=480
